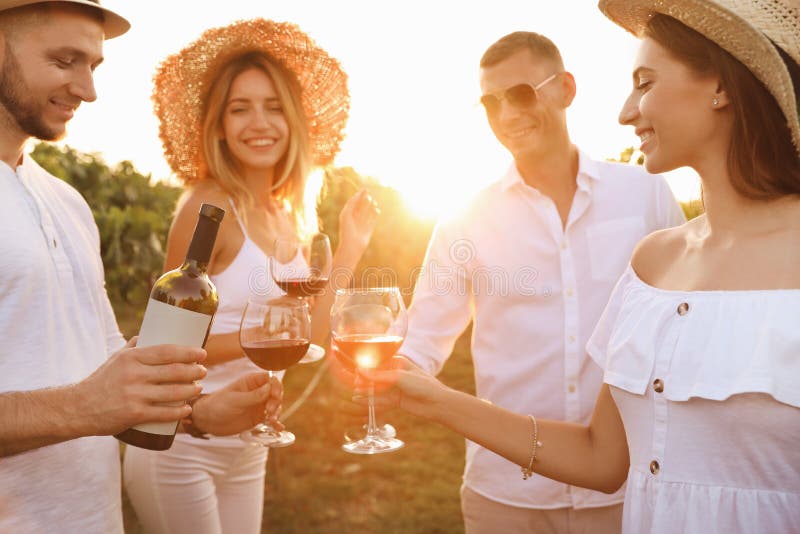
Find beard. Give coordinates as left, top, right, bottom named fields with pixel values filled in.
left=0, top=46, right=63, bottom=141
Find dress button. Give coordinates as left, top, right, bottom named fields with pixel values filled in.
left=677, top=302, right=690, bottom=315
left=650, top=460, right=660, bottom=475
left=653, top=378, right=664, bottom=393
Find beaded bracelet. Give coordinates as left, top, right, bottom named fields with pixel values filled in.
left=521, top=414, right=542, bottom=480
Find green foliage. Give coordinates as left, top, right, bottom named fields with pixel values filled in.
left=612, top=146, right=646, bottom=166
left=31, top=143, right=181, bottom=329
left=29, top=145, right=434, bottom=334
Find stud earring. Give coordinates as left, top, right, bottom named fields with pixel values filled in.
left=712, top=97, right=719, bottom=107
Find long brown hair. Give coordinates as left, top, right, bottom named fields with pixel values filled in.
left=645, top=14, right=800, bottom=200
left=200, top=51, right=311, bottom=230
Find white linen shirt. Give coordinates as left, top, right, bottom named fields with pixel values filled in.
left=400, top=150, right=685, bottom=509
left=0, top=155, right=126, bottom=533
left=587, top=266, right=800, bottom=533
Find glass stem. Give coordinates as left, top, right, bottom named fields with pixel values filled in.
left=365, top=382, right=378, bottom=439
left=263, top=370, right=277, bottom=432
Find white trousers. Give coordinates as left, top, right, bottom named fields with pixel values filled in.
left=123, top=436, right=268, bottom=534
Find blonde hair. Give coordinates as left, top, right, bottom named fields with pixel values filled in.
left=199, top=51, right=311, bottom=231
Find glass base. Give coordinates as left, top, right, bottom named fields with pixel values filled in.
left=240, top=424, right=295, bottom=448
left=344, top=423, right=397, bottom=442
left=341, top=436, right=404, bottom=455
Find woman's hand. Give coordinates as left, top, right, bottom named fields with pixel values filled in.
left=358, top=356, right=451, bottom=421
left=337, top=189, right=379, bottom=260
left=191, top=372, right=284, bottom=436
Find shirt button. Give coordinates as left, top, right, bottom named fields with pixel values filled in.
left=653, top=378, right=664, bottom=393
left=568, top=384, right=576, bottom=393
left=677, top=302, right=690, bottom=315
left=561, top=241, right=568, bottom=250
left=568, top=335, right=576, bottom=343
left=650, top=460, right=660, bottom=475
left=566, top=288, right=574, bottom=297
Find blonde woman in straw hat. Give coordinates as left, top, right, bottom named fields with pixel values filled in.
left=363, top=1, right=800, bottom=532
left=123, top=19, right=378, bottom=534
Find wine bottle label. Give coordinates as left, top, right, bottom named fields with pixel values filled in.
left=133, top=298, right=212, bottom=435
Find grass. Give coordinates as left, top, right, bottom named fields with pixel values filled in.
left=119, top=308, right=475, bottom=533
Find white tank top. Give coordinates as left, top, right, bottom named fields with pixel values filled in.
left=202, top=199, right=301, bottom=392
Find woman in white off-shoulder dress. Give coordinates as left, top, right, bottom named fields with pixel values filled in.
left=363, top=1, right=800, bottom=533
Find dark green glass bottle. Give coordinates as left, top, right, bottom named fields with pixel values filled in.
left=115, top=203, right=224, bottom=451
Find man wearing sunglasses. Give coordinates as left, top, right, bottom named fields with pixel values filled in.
left=398, top=32, right=685, bottom=533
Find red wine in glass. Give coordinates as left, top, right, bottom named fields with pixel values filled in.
left=242, top=339, right=310, bottom=371
left=239, top=298, right=310, bottom=447
left=274, top=278, right=329, bottom=298
left=272, top=235, right=332, bottom=299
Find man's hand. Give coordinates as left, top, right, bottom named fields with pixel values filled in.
left=190, top=372, right=284, bottom=436
left=72, top=337, right=207, bottom=436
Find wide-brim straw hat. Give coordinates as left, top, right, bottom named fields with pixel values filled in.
left=598, top=0, right=800, bottom=157
left=153, top=18, right=349, bottom=185
left=0, top=0, right=129, bottom=38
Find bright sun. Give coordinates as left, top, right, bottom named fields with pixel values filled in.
left=62, top=0, right=700, bottom=224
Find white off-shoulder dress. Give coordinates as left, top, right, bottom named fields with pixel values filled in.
left=586, top=266, right=800, bottom=534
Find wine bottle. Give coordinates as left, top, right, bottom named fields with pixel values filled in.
left=115, top=203, right=225, bottom=450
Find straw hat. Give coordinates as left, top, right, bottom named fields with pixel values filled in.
left=153, top=19, right=349, bottom=185
left=598, top=0, right=800, bottom=156
left=0, top=0, right=129, bottom=38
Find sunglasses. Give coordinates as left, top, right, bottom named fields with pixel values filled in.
left=479, top=73, right=561, bottom=115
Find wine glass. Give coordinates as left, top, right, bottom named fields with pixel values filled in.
left=330, top=287, right=407, bottom=454
left=272, top=233, right=332, bottom=298
left=271, top=234, right=332, bottom=364
left=239, top=297, right=310, bottom=447
left=332, top=340, right=398, bottom=443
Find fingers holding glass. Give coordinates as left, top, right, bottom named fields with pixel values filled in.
left=239, top=298, right=310, bottom=447
left=330, top=287, right=407, bottom=454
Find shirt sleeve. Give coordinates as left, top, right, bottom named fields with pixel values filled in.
left=585, top=267, right=634, bottom=370
left=399, top=220, right=473, bottom=376
left=654, top=175, right=687, bottom=230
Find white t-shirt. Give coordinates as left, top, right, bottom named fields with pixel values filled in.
left=587, top=266, right=800, bottom=533
left=0, top=155, right=126, bottom=533
left=400, top=150, right=686, bottom=509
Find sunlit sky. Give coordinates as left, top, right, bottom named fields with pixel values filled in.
left=54, top=0, right=700, bottom=218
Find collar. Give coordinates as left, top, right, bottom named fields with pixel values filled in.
left=499, top=148, right=603, bottom=193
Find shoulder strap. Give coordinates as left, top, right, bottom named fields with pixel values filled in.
left=227, top=197, right=249, bottom=239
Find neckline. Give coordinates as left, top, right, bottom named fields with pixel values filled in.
left=627, top=264, right=800, bottom=296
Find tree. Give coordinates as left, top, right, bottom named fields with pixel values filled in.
left=31, top=144, right=181, bottom=326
